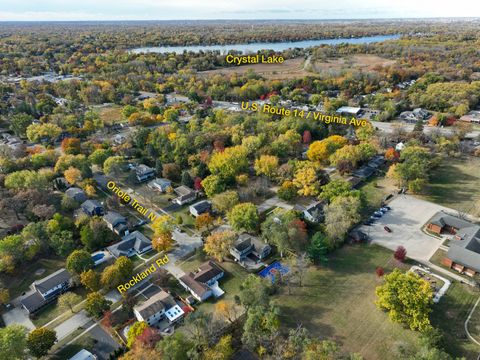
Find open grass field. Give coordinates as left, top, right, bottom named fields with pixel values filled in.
left=420, top=156, right=480, bottom=213
left=358, top=174, right=397, bottom=216
left=271, top=244, right=420, bottom=359
left=199, top=54, right=395, bottom=80
left=431, top=282, right=480, bottom=359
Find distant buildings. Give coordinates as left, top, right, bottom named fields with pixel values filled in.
left=179, top=261, right=225, bottom=302
left=399, top=108, right=431, bottom=123
left=460, top=110, right=480, bottom=124
left=336, top=106, right=362, bottom=116
left=21, top=269, right=72, bottom=314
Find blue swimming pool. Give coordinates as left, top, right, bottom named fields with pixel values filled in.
left=258, top=261, right=289, bottom=283
left=91, top=253, right=105, bottom=262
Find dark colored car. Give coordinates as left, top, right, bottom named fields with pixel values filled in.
left=384, top=226, right=392, bottom=233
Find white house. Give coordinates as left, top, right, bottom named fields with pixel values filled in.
left=189, top=200, right=211, bottom=217
left=148, top=178, right=172, bottom=192
left=133, top=290, right=184, bottom=326
left=179, top=261, right=224, bottom=302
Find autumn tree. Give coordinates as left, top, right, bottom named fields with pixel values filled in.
left=385, top=148, right=400, bottom=162
left=201, top=175, right=226, bottom=198
left=26, top=123, right=62, bottom=143
left=215, top=301, right=239, bottom=324
left=80, top=269, right=100, bottom=292
left=375, top=269, right=433, bottom=331
left=127, top=321, right=149, bottom=348
left=324, top=196, right=362, bottom=248
left=254, top=155, right=279, bottom=179
left=156, top=332, right=194, bottom=360
left=204, top=230, right=236, bottom=262
left=228, top=202, right=259, bottom=233
left=0, top=324, right=27, bottom=359
left=85, top=291, right=111, bottom=319
left=152, top=231, right=174, bottom=252
left=376, top=267, right=385, bottom=277
left=211, top=190, right=239, bottom=214
left=203, top=335, right=234, bottom=360
left=195, top=213, right=214, bottom=231
left=27, top=327, right=57, bottom=358
left=292, top=162, right=320, bottom=196
left=61, top=138, right=81, bottom=155
left=394, top=246, right=407, bottom=262
left=208, top=145, right=249, bottom=181
left=66, top=249, right=94, bottom=274
left=302, top=130, right=312, bottom=144
left=58, top=292, right=82, bottom=313
left=277, top=180, right=297, bottom=201
left=307, top=135, right=347, bottom=163
left=319, top=179, right=360, bottom=203
left=103, top=156, right=125, bottom=175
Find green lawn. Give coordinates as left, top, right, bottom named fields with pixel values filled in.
left=32, top=287, right=88, bottom=328
left=0, top=257, right=65, bottom=299
left=420, top=156, right=480, bottom=212
left=178, top=250, right=249, bottom=316
left=431, top=282, right=480, bottom=359
left=271, top=244, right=420, bottom=360
left=358, top=174, right=397, bottom=216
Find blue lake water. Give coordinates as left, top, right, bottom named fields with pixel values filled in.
left=131, top=34, right=401, bottom=54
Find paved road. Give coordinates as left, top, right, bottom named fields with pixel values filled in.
left=257, top=196, right=294, bottom=213
left=371, top=120, right=480, bottom=139
left=89, top=324, right=121, bottom=360
left=54, top=310, right=91, bottom=341
left=2, top=308, right=35, bottom=330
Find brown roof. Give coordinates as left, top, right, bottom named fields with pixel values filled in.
left=193, top=261, right=223, bottom=283
left=134, top=290, right=176, bottom=319
left=179, top=273, right=209, bottom=297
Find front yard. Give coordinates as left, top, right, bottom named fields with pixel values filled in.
left=271, top=244, right=420, bottom=360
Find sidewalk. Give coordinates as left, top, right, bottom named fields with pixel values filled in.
left=54, top=310, right=90, bottom=341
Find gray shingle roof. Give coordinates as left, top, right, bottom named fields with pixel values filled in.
left=34, top=268, right=71, bottom=294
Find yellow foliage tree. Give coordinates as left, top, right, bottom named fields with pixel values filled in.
left=307, top=135, right=347, bottom=163
left=254, top=155, right=279, bottom=179
left=293, top=163, right=320, bottom=196
left=204, top=230, right=235, bottom=262
left=64, top=166, right=82, bottom=185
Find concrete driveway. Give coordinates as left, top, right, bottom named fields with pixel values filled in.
left=257, top=196, right=293, bottom=213
left=2, top=308, right=35, bottom=330
left=360, top=195, right=448, bottom=261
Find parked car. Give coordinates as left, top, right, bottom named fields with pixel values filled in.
left=380, top=207, right=389, bottom=213
left=384, top=226, right=392, bottom=233
left=383, top=206, right=392, bottom=211
left=370, top=216, right=378, bottom=221
left=374, top=211, right=383, bottom=217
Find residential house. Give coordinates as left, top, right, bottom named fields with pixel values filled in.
left=133, top=290, right=185, bottom=326
left=179, top=261, right=224, bottom=302
left=69, top=349, right=97, bottom=360
left=230, top=234, right=271, bottom=264
left=148, top=178, right=172, bottom=192
left=173, top=186, right=196, bottom=205
left=103, top=211, right=129, bottom=236
left=136, top=164, right=155, bottom=182
left=81, top=199, right=104, bottom=216
left=189, top=200, right=212, bottom=217
left=107, top=230, right=152, bottom=258
left=65, top=187, right=87, bottom=203
left=460, top=110, right=480, bottom=124
left=302, top=201, right=325, bottom=223
left=20, top=268, right=72, bottom=314
left=93, top=173, right=109, bottom=191
left=336, top=106, right=361, bottom=116
left=400, top=108, right=431, bottom=123
left=427, top=212, right=480, bottom=276
left=352, top=166, right=376, bottom=180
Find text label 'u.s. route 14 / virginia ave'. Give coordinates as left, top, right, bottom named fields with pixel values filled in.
left=241, top=102, right=369, bottom=127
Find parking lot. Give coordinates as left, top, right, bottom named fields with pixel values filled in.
left=359, top=195, right=448, bottom=261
